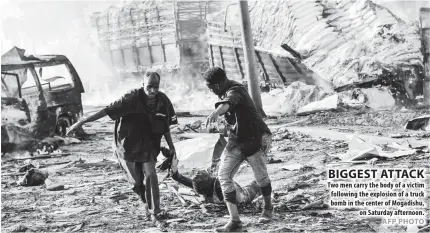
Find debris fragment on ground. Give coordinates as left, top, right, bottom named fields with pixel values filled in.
left=404, top=115, right=430, bottom=131
left=19, top=168, right=49, bottom=186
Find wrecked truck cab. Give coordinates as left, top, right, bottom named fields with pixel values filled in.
left=1, top=46, right=85, bottom=142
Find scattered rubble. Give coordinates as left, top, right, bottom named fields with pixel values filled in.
left=272, top=127, right=310, bottom=141
left=2, top=109, right=429, bottom=232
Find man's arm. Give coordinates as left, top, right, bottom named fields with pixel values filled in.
left=206, top=89, right=242, bottom=128
left=171, top=171, right=193, bottom=189
left=164, top=95, right=178, bottom=152
left=205, top=103, right=230, bottom=128
left=66, top=109, right=107, bottom=136
left=164, top=132, right=175, bottom=152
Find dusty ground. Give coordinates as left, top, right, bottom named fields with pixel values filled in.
left=1, top=108, right=430, bottom=232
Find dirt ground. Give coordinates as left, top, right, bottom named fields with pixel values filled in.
left=1, top=108, right=430, bottom=232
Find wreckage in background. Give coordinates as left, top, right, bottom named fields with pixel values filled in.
left=207, top=0, right=426, bottom=105
left=90, top=0, right=229, bottom=79
left=1, top=47, right=85, bottom=150
left=90, top=0, right=427, bottom=108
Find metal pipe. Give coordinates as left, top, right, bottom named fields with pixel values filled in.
left=237, top=0, right=265, bottom=117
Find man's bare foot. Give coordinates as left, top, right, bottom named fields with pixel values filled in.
left=143, top=203, right=150, bottom=218
left=152, top=210, right=169, bottom=221
left=215, top=220, right=244, bottom=232
left=258, top=207, right=273, bottom=223
left=151, top=216, right=167, bottom=232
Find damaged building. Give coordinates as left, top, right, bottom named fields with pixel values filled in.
left=91, top=0, right=229, bottom=79
left=207, top=0, right=426, bottom=106
left=91, top=0, right=426, bottom=109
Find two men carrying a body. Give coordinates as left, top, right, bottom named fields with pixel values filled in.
left=67, top=67, right=273, bottom=232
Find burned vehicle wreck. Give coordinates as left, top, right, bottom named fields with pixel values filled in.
left=1, top=47, right=85, bottom=150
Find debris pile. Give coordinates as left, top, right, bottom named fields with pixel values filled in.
left=247, top=0, right=423, bottom=88
left=261, top=81, right=329, bottom=116
left=306, top=108, right=430, bottom=131
left=208, top=0, right=424, bottom=107
left=296, top=86, right=397, bottom=115
left=332, top=134, right=429, bottom=163
left=272, top=126, right=311, bottom=141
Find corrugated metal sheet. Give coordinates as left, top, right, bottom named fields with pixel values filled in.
left=207, top=22, right=313, bottom=85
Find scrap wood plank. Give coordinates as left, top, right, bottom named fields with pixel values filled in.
left=233, top=48, right=244, bottom=79
left=39, top=161, right=72, bottom=168
left=169, top=185, right=187, bottom=206
left=269, top=54, right=287, bottom=83
left=6, top=153, right=71, bottom=162
left=2, top=172, right=26, bottom=176
left=74, top=160, right=119, bottom=168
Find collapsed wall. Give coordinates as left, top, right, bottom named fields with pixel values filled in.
left=213, top=0, right=423, bottom=98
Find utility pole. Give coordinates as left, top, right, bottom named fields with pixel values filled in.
left=420, top=8, right=430, bottom=106
left=238, top=0, right=266, bottom=117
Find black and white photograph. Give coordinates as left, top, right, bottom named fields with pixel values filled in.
left=1, top=0, right=429, bottom=232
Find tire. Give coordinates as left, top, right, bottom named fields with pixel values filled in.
left=55, top=116, right=71, bottom=136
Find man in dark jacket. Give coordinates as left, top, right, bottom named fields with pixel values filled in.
left=203, top=67, right=273, bottom=232
left=66, top=72, right=177, bottom=223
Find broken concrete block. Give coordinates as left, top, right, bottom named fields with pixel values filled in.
left=19, top=168, right=49, bottom=186
left=404, top=115, right=430, bottom=131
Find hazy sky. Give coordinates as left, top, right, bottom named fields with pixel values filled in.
left=1, top=0, right=429, bottom=90
left=1, top=0, right=429, bottom=55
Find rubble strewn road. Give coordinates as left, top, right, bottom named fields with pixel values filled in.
left=2, top=109, right=429, bottom=232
